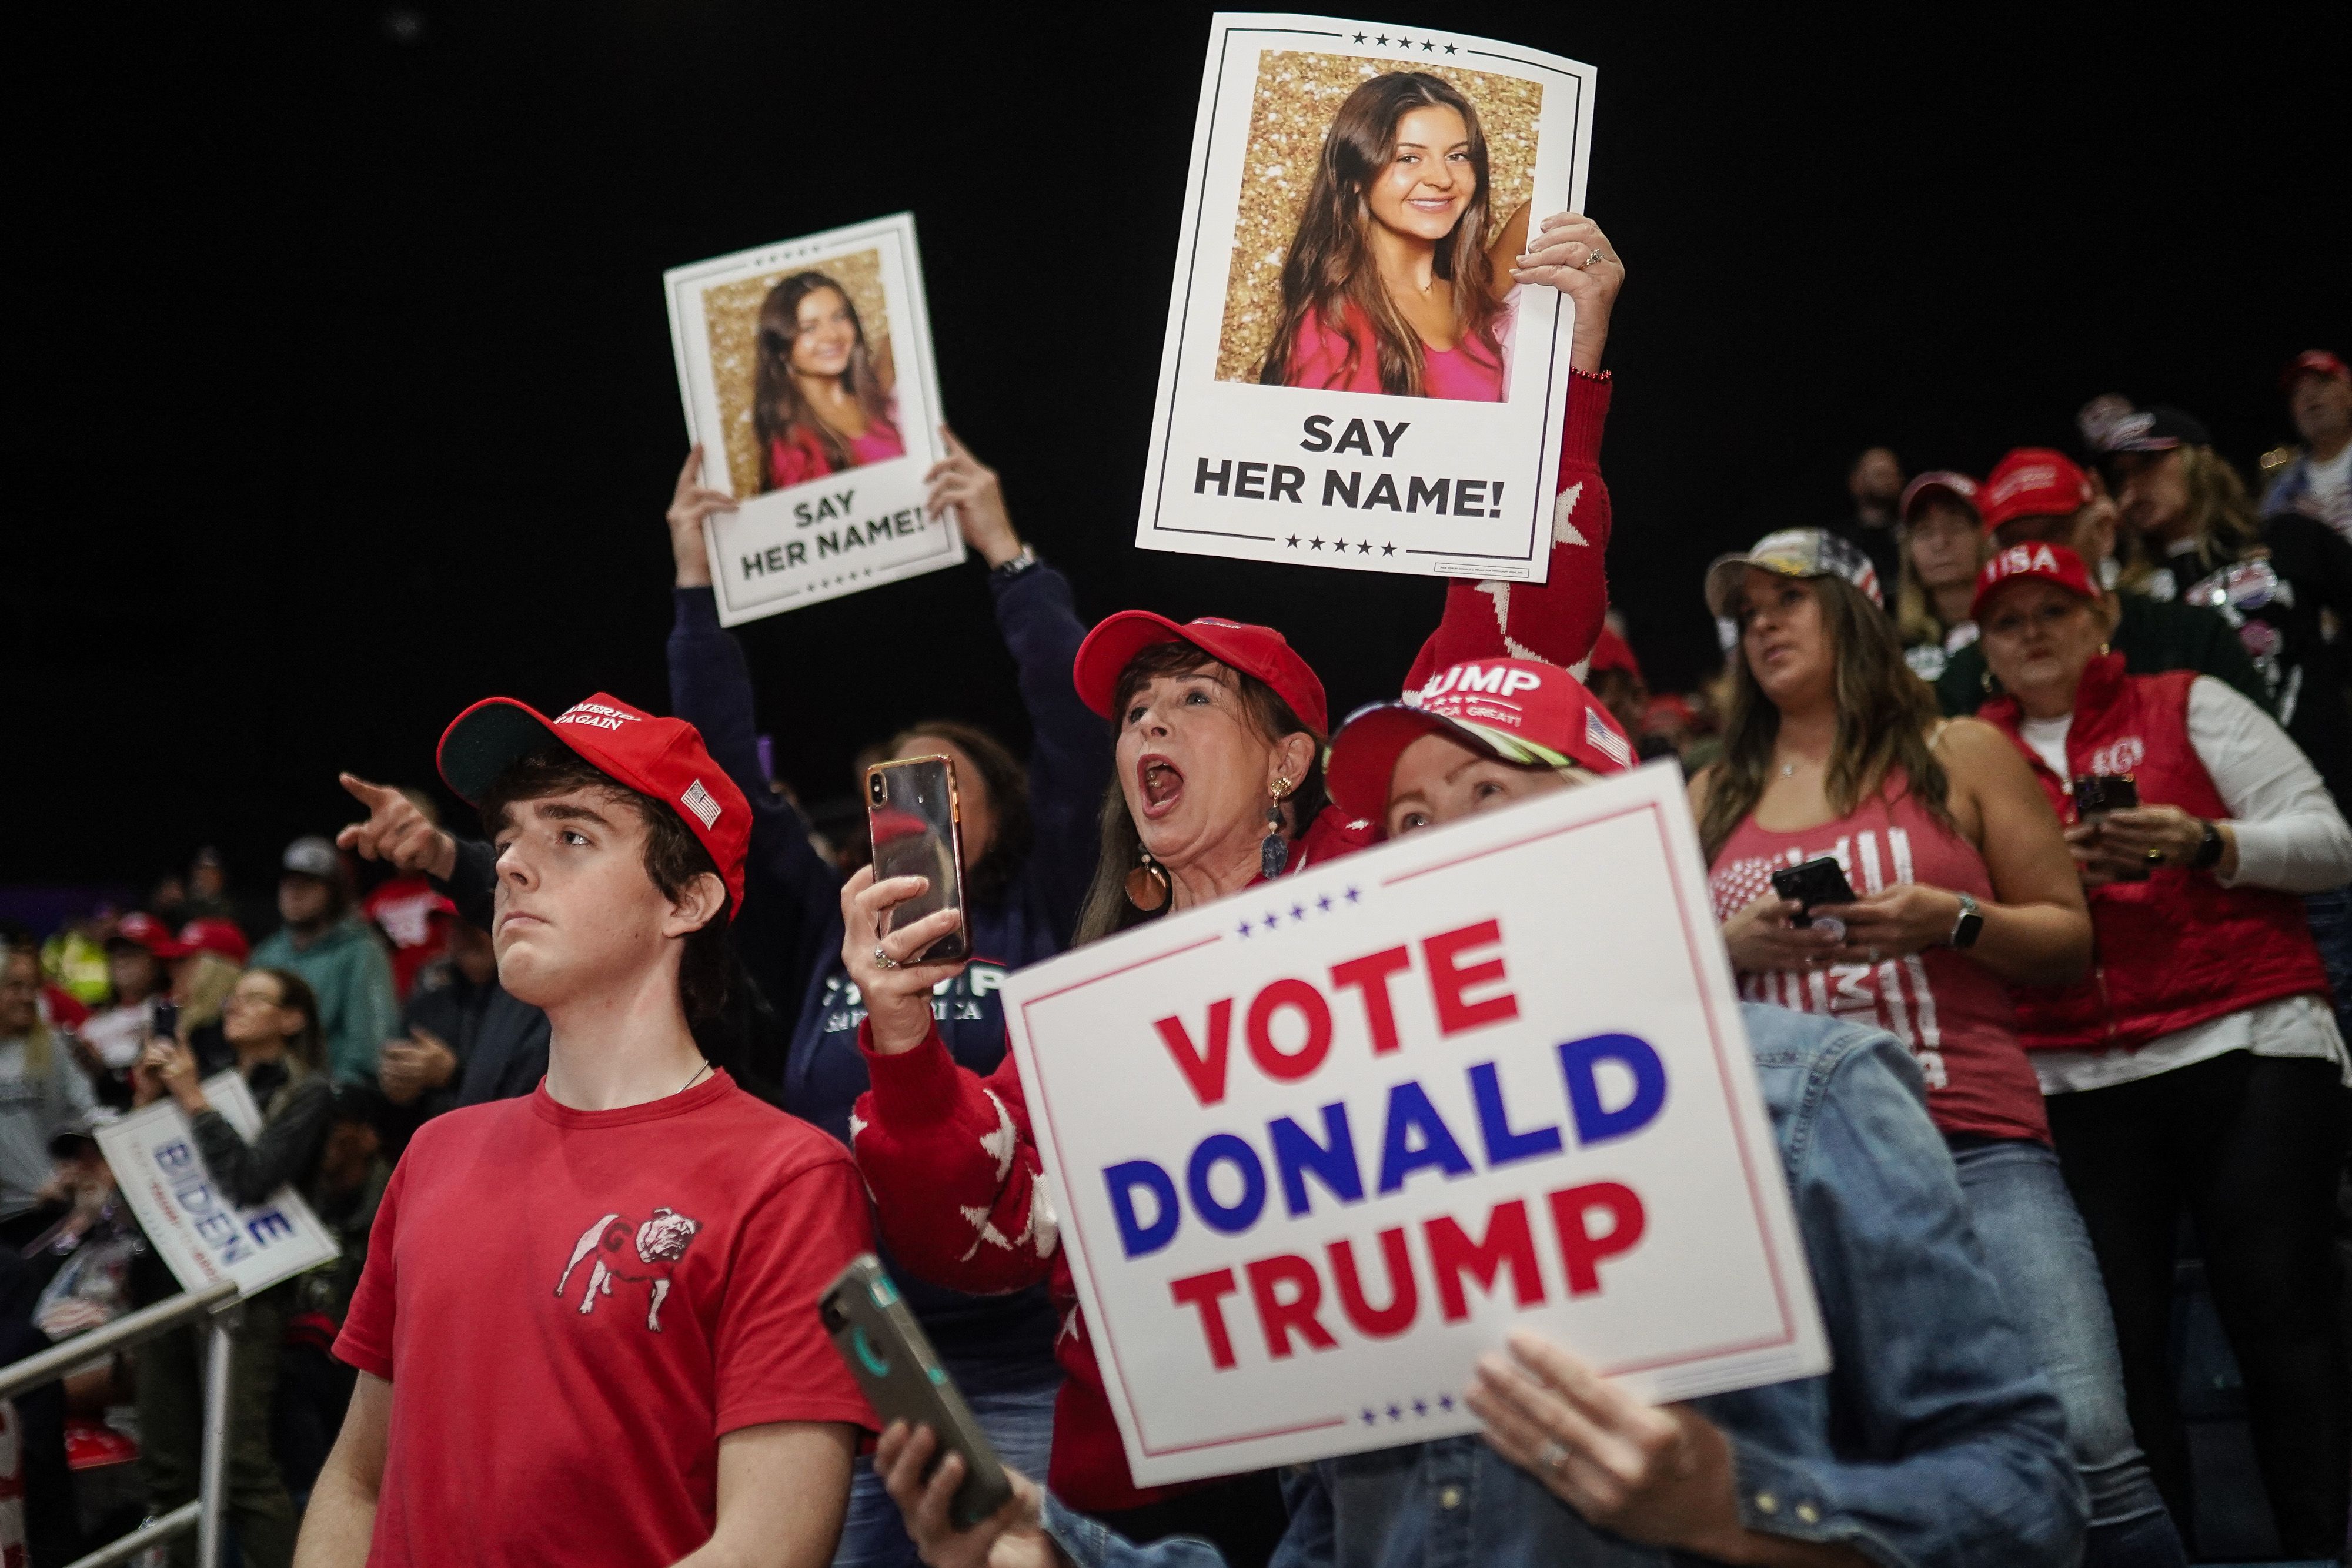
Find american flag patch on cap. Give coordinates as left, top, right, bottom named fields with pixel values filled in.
left=1585, top=708, right=1633, bottom=768
left=680, top=778, right=723, bottom=829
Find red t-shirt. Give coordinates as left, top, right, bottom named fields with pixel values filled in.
left=363, top=876, right=449, bottom=999
left=335, top=1070, right=876, bottom=1565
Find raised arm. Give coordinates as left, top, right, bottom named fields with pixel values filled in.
left=665, top=446, right=848, bottom=1014
left=839, top=868, right=1058, bottom=1293
left=1406, top=213, right=1624, bottom=688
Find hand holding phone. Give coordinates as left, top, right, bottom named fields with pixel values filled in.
left=1770, top=857, right=1857, bottom=932
left=823, top=1256, right=1012, bottom=1530
left=867, top=757, right=970, bottom=965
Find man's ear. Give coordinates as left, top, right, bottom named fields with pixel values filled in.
left=662, top=871, right=728, bottom=938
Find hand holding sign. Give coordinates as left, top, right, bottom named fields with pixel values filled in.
left=667, top=444, right=739, bottom=590
left=337, top=774, right=457, bottom=882
left=1507, top=213, right=1625, bottom=375
left=923, top=429, right=1023, bottom=569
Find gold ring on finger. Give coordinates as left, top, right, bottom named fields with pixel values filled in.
left=872, top=944, right=903, bottom=971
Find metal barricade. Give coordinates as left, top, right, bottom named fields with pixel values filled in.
left=0, top=1279, right=240, bottom=1568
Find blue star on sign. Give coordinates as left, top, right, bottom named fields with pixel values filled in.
left=1413, top=1398, right=1428, bottom=1416
left=1237, top=921, right=1254, bottom=939
left=1386, top=1403, right=1404, bottom=1422
left=1317, top=894, right=1332, bottom=912
left=1438, top=1393, right=1456, bottom=1412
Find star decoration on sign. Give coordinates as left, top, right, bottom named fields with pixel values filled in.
left=1309, top=537, right=1325, bottom=550
left=1382, top=542, right=1396, bottom=556
left=1345, top=886, right=1362, bottom=903
left=1352, top=31, right=1366, bottom=42
left=1438, top=1393, right=1456, bottom=1412
left=1263, top=911, right=1282, bottom=932
left=1444, top=42, right=1456, bottom=53
left=1374, top=33, right=1388, bottom=45
left=1237, top=920, right=1254, bottom=940
left=1317, top=893, right=1332, bottom=912
left=1396, top=35, right=1411, bottom=48
left=1332, top=537, right=1349, bottom=552
left=1413, top=1398, right=1429, bottom=1415
left=1422, top=39, right=1435, bottom=51
left=1361, top=1408, right=1378, bottom=1425
left=1291, top=902, right=1307, bottom=921
left=1386, top=1403, right=1404, bottom=1422
left=1357, top=541, right=1372, bottom=554
left=1285, top=535, right=1300, bottom=548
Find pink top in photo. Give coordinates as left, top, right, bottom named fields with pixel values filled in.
left=1279, top=302, right=1507, bottom=402
left=763, top=406, right=905, bottom=491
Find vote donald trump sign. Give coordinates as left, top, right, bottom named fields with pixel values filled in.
left=1001, top=763, right=1827, bottom=1485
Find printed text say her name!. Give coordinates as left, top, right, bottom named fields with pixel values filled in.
left=1191, top=416, right=1506, bottom=518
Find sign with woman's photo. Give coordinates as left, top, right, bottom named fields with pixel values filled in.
left=1136, top=15, right=1596, bottom=583
left=664, top=214, right=962, bottom=625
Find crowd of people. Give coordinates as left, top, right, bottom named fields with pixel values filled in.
left=1, top=195, right=2347, bottom=1568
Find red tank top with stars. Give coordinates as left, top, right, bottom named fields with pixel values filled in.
left=1709, top=779, right=2050, bottom=1144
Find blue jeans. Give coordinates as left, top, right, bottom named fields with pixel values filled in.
left=833, top=1375, right=1058, bottom=1568
left=1947, top=1135, right=2187, bottom=1568
left=2300, top=885, right=2352, bottom=1041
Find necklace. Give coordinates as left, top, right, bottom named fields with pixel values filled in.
left=680, top=1060, right=711, bottom=1094
left=1776, top=755, right=1818, bottom=779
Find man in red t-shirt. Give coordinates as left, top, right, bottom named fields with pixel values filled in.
left=298, top=693, right=876, bottom=1567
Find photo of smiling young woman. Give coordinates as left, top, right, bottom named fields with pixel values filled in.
left=753, top=269, right=903, bottom=492
left=1258, top=71, right=1533, bottom=402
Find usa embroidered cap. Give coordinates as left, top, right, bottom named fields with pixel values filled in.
left=1899, top=469, right=1981, bottom=524
left=1325, top=657, right=1635, bottom=827
left=1074, top=610, right=1329, bottom=736
left=1970, top=541, right=2101, bottom=621
left=436, top=693, right=750, bottom=909
left=1980, top=448, right=2095, bottom=533
left=1703, top=527, right=1883, bottom=618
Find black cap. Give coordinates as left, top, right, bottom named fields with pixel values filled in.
left=2087, top=403, right=2210, bottom=456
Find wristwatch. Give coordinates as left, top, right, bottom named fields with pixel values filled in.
left=1948, top=892, right=1984, bottom=950
left=991, top=544, right=1041, bottom=580
left=2191, top=819, right=2225, bottom=871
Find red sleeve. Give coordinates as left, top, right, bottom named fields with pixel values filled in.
left=713, top=1152, right=878, bottom=1437
left=1406, top=370, right=1614, bottom=687
left=331, top=1156, right=406, bottom=1380
left=847, top=1024, right=1058, bottom=1295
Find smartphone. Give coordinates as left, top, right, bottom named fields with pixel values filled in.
left=149, top=999, right=182, bottom=1042
left=1770, top=856, right=1857, bottom=927
left=822, top=1256, right=1012, bottom=1529
left=2070, top=773, right=2139, bottom=818
left=867, top=755, right=969, bottom=964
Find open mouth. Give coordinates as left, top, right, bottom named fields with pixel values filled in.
left=1138, top=755, right=1185, bottom=818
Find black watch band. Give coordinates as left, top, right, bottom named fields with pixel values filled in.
left=991, top=544, right=1041, bottom=580
left=2191, top=819, right=2224, bottom=871
left=1949, top=892, right=1984, bottom=950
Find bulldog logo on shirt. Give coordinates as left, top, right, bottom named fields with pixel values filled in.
left=553, top=1207, right=700, bottom=1332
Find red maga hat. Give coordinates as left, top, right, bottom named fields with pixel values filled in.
left=111, top=911, right=191, bottom=960
left=176, top=918, right=250, bottom=965
left=1585, top=626, right=1645, bottom=684
left=1327, top=657, right=1634, bottom=827
left=1073, top=611, right=1329, bottom=737
left=1979, top=449, right=2094, bottom=533
left=436, top=693, right=750, bottom=910
left=2283, top=350, right=2350, bottom=390
left=1970, top=541, right=2101, bottom=621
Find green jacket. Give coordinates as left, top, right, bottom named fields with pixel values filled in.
left=1935, top=591, right=2271, bottom=717
left=250, top=912, right=400, bottom=1085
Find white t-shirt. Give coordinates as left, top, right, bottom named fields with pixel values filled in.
left=2307, top=442, right=2352, bottom=527
left=2019, top=677, right=2352, bottom=1092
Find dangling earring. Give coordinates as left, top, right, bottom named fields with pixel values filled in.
left=1124, top=845, right=1170, bottom=912
left=1261, top=777, right=1295, bottom=880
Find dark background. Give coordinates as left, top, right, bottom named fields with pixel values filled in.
left=11, top=2, right=2347, bottom=900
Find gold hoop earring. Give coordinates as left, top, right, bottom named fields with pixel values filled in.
left=1124, top=846, right=1170, bottom=912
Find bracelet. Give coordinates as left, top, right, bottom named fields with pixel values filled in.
left=991, top=544, right=1041, bottom=580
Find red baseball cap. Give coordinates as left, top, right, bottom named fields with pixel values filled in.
left=1073, top=611, right=1329, bottom=736
left=1326, top=657, right=1634, bottom=826
left=111, top=911, right=191, bottom=960
left=1899, top=470, right=1982, bottom=524
left=1585, top=626, right=1644, bottom=684
left=436, top=693, right=751, bottom=910
left=2283, top=350, right=2350, bottom=391
left=1970, top=541, right=2101, bottom=621
left=1979, top=449, right=2094, bottom=534
left=176, top=918, right=250, bottom=965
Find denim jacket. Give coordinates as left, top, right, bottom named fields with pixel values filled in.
left=1031, top=1004, right=2085, bottom=1568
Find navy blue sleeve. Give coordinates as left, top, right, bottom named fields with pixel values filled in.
left=668, top=586, right=846, bottom=1017
left=993, top=563, right=1111, bottom=943
left=432, top=837, right=498, bottom=932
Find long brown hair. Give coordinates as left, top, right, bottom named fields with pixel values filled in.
left=1071, top=643, right=1328, bottom=947
left=1258, top=72, right=1502, bottom=397
left=753, top=272, right=891, bottom=488
left=2115, top=445, right=2264, bottom=591
left=1698, top=575, right=1953, bottom=863
left=250, top=967, right=325, bottom=1074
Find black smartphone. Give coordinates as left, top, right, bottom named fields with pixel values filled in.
left=821, top=1256, right=1012, bottom=1529
left=866, top=756, right=970, bottom=965
left=150, top=999, right=181, bottom=1042
left=1770, top=856, right=1857, bottom=927
left=2070, top=773, right=2140, bottom=818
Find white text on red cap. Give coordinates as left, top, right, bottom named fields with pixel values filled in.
left=555, top=701, right=642, bottom=733
left=1422, top=663, right=1545, bottom=701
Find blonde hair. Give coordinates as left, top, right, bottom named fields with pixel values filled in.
left=1895, top=527, right=1991, bottom=648
left=175, top=951, right=243, bottom=1030
left=2117, top=446, right=2262, bottom=591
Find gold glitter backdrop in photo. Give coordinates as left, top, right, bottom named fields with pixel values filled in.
left=1215, top=54, right=1542, bottom=385
left=702, top=248, right=890, bottom=496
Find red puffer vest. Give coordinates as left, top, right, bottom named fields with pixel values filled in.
left=1979, top=653, right=2328, bottom=1051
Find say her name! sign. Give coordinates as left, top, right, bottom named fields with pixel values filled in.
left=97, top=1073, right=339, bottom=1298
left=1003, top=764, right=1826, bottom=1485
left=664, top=213, right=962, bottom=625
left=1135, top=15, right=1596, bottom=582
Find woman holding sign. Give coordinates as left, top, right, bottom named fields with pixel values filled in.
left=756, top=269, right=904, bottom=490
left=1257, top=72, right=1557, bottom=403
left=841, top=216, right=1623, bottom=1563
left=1693, top=531, right=2188, bottom=1568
